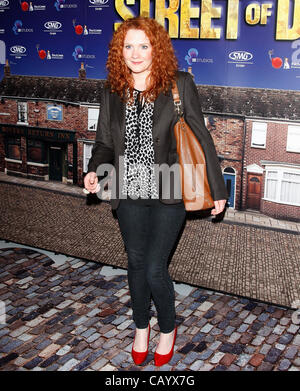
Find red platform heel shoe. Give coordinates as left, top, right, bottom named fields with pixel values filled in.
left=131, top=324, right=150, bottom=365
left=154, top=327, right=177, bottom=367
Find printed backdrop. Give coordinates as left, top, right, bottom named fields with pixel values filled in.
left=0, top=0, right=299, bottom=90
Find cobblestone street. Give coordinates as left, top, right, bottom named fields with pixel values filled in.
left=1, top=181, right=300, bottom=309
left=0, top=246, right=300, bottom=372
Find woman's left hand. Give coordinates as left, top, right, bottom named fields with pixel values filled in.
left=211, top=199, right=227, bottom=215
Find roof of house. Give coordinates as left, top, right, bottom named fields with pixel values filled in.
left=0, top=75, right=103, bottom=105
left=196, top=84, right=300, bottom=121
left=1, top=74, right=299, bottom=120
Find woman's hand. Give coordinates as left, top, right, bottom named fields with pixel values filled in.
left=84, top=172, right=100, bottom=193
left=211, top=199, right=226, bottom=215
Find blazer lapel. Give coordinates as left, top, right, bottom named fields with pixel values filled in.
left=110, top=92, right=125, bottom=149
left=152, top=89, right=173, bottom=139
left=116, top=95, right=125, bottom=133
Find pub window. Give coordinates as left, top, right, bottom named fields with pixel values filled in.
left=17, top=101, right=28, bottom=123
left=27, top=139, right=47, bottom=163
left=6, top=137, right=21, bottom=160
left=83, top=142, right=94, bottom=172
left=88, top=107, right=99, bottom=131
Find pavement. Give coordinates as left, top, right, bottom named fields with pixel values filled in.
left=0, top=172, right=299, bottom=234
left=0, top=173, right=300, bottom=372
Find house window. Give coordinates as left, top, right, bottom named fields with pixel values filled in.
left=264, top=166, right=300, bottom=206
left=83, top=142, right=94, bottom=173
left=17, top=102, right=28, bottom=123
left=251, top=122, right=267, bottom=148
left=6, top=137, right=21, bottom=160
left=286, top=125, right=300, bottom=153
left=88, top=107, right=99, bottom=131
left=281, top=172, right=300, bottom=204
left=265, top=171, right=278, bottom=200
left=27, top=139, right=47, bottom=163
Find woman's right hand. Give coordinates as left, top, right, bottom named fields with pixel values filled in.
left=84, top=172, right=100, bottom=193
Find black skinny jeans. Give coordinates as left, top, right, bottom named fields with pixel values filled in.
left=116, top=199, right=186, bottom=333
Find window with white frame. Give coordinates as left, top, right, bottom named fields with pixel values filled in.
left=286, top=125, right=300, bottom=153
left=17, top=101, right=28, bottom=123
left=83, top=142, right=94, bottom=173
left=251, top=122, right=267, bottom=148
left=88, top=107, right=99, bottom=131
left=264, top=165, right=300, bottom=206
left=265, top=171, right=278, bottom=200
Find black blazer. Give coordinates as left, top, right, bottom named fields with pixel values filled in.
left=87, top=71, right=228, bottom=210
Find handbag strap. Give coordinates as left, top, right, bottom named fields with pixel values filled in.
left=171, top=82, right=184, bottom=117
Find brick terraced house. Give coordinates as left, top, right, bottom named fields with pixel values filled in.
left=0, top=61, right=299, bottom=221
left=197, top=83, right=300, bottom=221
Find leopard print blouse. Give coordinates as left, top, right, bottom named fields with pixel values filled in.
left=121, top=89, right=159, bottom=200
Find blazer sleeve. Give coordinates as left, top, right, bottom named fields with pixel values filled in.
left=183, top=72, right=228, bottom=201
left=87, top=86, right=114, bottom=173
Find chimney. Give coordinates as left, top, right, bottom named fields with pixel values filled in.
left=4, top=59, right=10, bottom=77
left=79, top=62, right=86, bottom=80
left=187, top=66, right=195, bottom=80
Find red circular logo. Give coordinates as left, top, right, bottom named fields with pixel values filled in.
left=38, top=50, right=46, bottom=60
left=21, top=2, right=29, bottom=11
left=75, top=25, right=83, bottom=35
left=272, top=57, right=283, bottom=69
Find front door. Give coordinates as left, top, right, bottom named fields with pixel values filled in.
left=246, top=174, right=262, bottom=210
left=223, top=173, right=235, bottom=208
left=49, top=146, right=62, bottom=181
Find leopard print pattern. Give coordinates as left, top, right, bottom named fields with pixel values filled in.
left=121, top=90, right=159, bottom=199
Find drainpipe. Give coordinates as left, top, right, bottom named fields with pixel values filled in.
left=239, top=116, right=247, bottom=210
left=73, top=142, right=77, bottom=185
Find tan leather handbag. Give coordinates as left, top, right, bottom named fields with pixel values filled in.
left=172, top=83, right=215, bottom=211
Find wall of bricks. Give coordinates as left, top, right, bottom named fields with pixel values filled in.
left=0, top=133, right=6, bottom=169
left=5, top=160, right=23, bottom=176
left=257, top=173, right=300, bottom=222
left=242, top=120, right=300, bottom=221
left=26, top=164, right=49, bottom=181
left=0, top=100, right=95, bottom=134
left=261, top=198, right=300, bottom=222
left=206, top=115, right=244, bottom=209
left=244, top=120, right=299, bottom=166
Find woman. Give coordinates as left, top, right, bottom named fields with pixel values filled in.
left=84, top=16, right=227, bottom=367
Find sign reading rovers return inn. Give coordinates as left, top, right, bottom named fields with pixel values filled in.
left=0, top=62, right=299, bottom=222
left=1, top=124, right=76, bottom=142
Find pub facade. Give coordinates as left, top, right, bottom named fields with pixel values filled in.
left=1, top=123, right=77, bottom=183
left=0, top=61, right=102, bottom=186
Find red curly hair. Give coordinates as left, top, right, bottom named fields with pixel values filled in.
left=106, top=17, right=178, bottom=102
